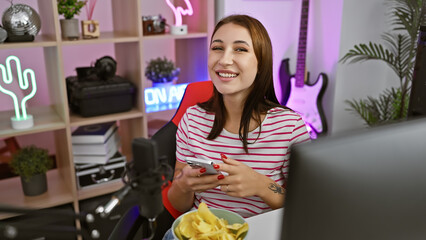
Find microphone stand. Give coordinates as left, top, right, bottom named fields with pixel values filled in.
left=0, top=204, right=95, bottom=239
left=0, top=160, right=172, bottom=240
left=106, top=160, right=172, bottom=240
left=1, top=138, right=173, bottom=240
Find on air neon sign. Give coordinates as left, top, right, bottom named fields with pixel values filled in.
left=144, top=83, right=188, bottom=113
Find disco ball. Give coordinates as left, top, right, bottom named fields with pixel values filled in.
left=2, top=4, right=41, bottom=36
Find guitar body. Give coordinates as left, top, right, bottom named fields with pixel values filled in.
left=279, top=58, right=292, bottom=105
left=286, top=72, right=328, bottom=138
left=278, top=0, right=328, bottom=139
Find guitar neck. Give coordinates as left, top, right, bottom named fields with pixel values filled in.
left=295, top=0, right=309, bottom=87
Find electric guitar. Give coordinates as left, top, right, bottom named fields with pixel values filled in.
left=279, top=0, right=328, bottom=139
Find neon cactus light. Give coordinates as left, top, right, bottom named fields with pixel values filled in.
left=165, top=0, right=193, bottom=26
left=0, top=55, right=37, bottom=129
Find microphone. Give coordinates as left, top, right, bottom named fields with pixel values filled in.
left=130, top=138, right=165, bottom=220
left=95, top=138, right=169, bottom=220
left=96, top=138, right=173, bottom=239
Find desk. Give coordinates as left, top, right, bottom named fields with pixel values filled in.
left=245, top=208, right=283, bottom=240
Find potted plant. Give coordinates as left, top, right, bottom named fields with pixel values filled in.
left=145, top=57, right=181, bottom=87
left=57, top=0, right=87, bottom=40
left=9, top=145, right=54, bottom=196
left=340, top=0, right=426, bottom=126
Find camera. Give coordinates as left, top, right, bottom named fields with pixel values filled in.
left=142, top=15, right=167, bottom=36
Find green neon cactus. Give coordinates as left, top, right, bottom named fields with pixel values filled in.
left=0, top=55, right=37, bottom=120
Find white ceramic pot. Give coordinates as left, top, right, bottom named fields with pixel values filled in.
left=60, top=18, right=79, bottom=40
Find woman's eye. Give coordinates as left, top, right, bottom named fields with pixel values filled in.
left=211, top=46, right=223, bottom=51
left=235, top=48, right=248, bottom=52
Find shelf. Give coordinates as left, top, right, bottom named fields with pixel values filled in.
left=60, top=32, right=140, bottom=46
left=0, top=105, right=66, bottom=139
left=147, top=108, right=176, bottom=117
left=69, top=108, right=144, bottom=127
left=0, top=169, right=74, bottom=220
left=0, top=34, right=57, bottom=50
left=0, top=0, right=214, bottom=226
left=142, top=32, right=208, bottom=40
left=77, top=180, right=124, bottom=201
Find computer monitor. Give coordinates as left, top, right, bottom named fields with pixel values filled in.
left=408, top=26, right=426, bottom=118
left=281, top=118, right=426, bottom=240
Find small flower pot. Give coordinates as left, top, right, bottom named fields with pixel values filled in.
left=60, top=19, right=79, bottom=40
left=20, top=173, right=48, bottom=196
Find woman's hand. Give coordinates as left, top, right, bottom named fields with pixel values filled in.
left=168, top=161, right=225, bottom=212
left=216, top=154, right=267, bottom=198
left=217, top=154, right=286, bottom=209
left=173, top=162, right=223, bottom=193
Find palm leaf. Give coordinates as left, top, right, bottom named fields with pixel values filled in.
left=340, top=42, right=395, bottom=65
left=341, top=0, right=424, bottom=126
left=389, top=0, right=423, bottom=39
left=345, top=87, right=409, bottom=126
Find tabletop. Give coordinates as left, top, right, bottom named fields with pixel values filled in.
left=245, top=208, right=283, bottom=240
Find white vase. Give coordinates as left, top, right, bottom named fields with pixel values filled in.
left=60, top=19, right=79, bottom=40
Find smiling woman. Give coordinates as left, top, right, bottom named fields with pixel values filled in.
left=208, top=23, right=258, bottom=99
left=163, top=14, right=311, bottom=240
left=168, top=13, right=310, bottom=214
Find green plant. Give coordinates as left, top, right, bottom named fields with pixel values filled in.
left=340, top=0, right=426, bottom=126
left=145, top=57, right=181, bottom=83
left=10, top=145, right=53, bottom=182
left=57, top=0, right=87, bottom=19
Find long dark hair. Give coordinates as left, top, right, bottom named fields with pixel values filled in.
left=199, top=14, right=286, bottom=153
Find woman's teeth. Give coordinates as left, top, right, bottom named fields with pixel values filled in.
left=218, top=72, right=237, bottom=78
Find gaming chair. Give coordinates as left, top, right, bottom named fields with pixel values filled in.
left=151, top=80, right=214, bottom=239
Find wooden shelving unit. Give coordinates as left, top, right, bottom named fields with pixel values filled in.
left=0, top=0, right=214, bottom=224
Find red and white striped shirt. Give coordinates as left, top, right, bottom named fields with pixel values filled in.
left=176, top=105, right=310, bottom=218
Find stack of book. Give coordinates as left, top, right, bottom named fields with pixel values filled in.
left=72, top=122, right=122, bottom=165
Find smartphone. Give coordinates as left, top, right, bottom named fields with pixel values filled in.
left=185, top=157, right=221, bottom=175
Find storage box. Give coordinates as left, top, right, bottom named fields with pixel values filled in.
left=66, top=76, right=136, bottom=117
left=75, top=152, right=126, bottom=189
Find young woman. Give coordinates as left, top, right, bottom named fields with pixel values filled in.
left=167, top=14, right=310, bottom=221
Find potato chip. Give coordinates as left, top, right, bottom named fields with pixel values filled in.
left=198, top=201, right=219, bottom=225
left=178, top=212, right=198, bottom=238
left=174, top=224, right=183, bottom=239
left=235, top=222, right=249, bottom=240
left=226, top=223, right=243, bottom=231
left=195, top=220, right=214, bottom=233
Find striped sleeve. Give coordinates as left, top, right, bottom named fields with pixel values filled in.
left=176, top=109, right=193, bottom=164
left=281, top=113, right=311, bottom=181
left=290, top=116, right=311, bottom=145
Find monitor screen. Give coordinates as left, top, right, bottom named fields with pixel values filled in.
left=408, top=26, right=426, bottom=118
left=281, top=118, right=426, bottom=240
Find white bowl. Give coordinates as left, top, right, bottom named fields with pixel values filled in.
left=172, top=208, right=248, bottom=239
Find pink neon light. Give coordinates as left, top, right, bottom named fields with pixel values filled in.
left=165, top=0, right=193, bottom=26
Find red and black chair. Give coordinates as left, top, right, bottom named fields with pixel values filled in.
left=153, top=80, right=214, bottom=219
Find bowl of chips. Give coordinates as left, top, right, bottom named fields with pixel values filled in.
left=172, top=202, right=249, bottom=240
